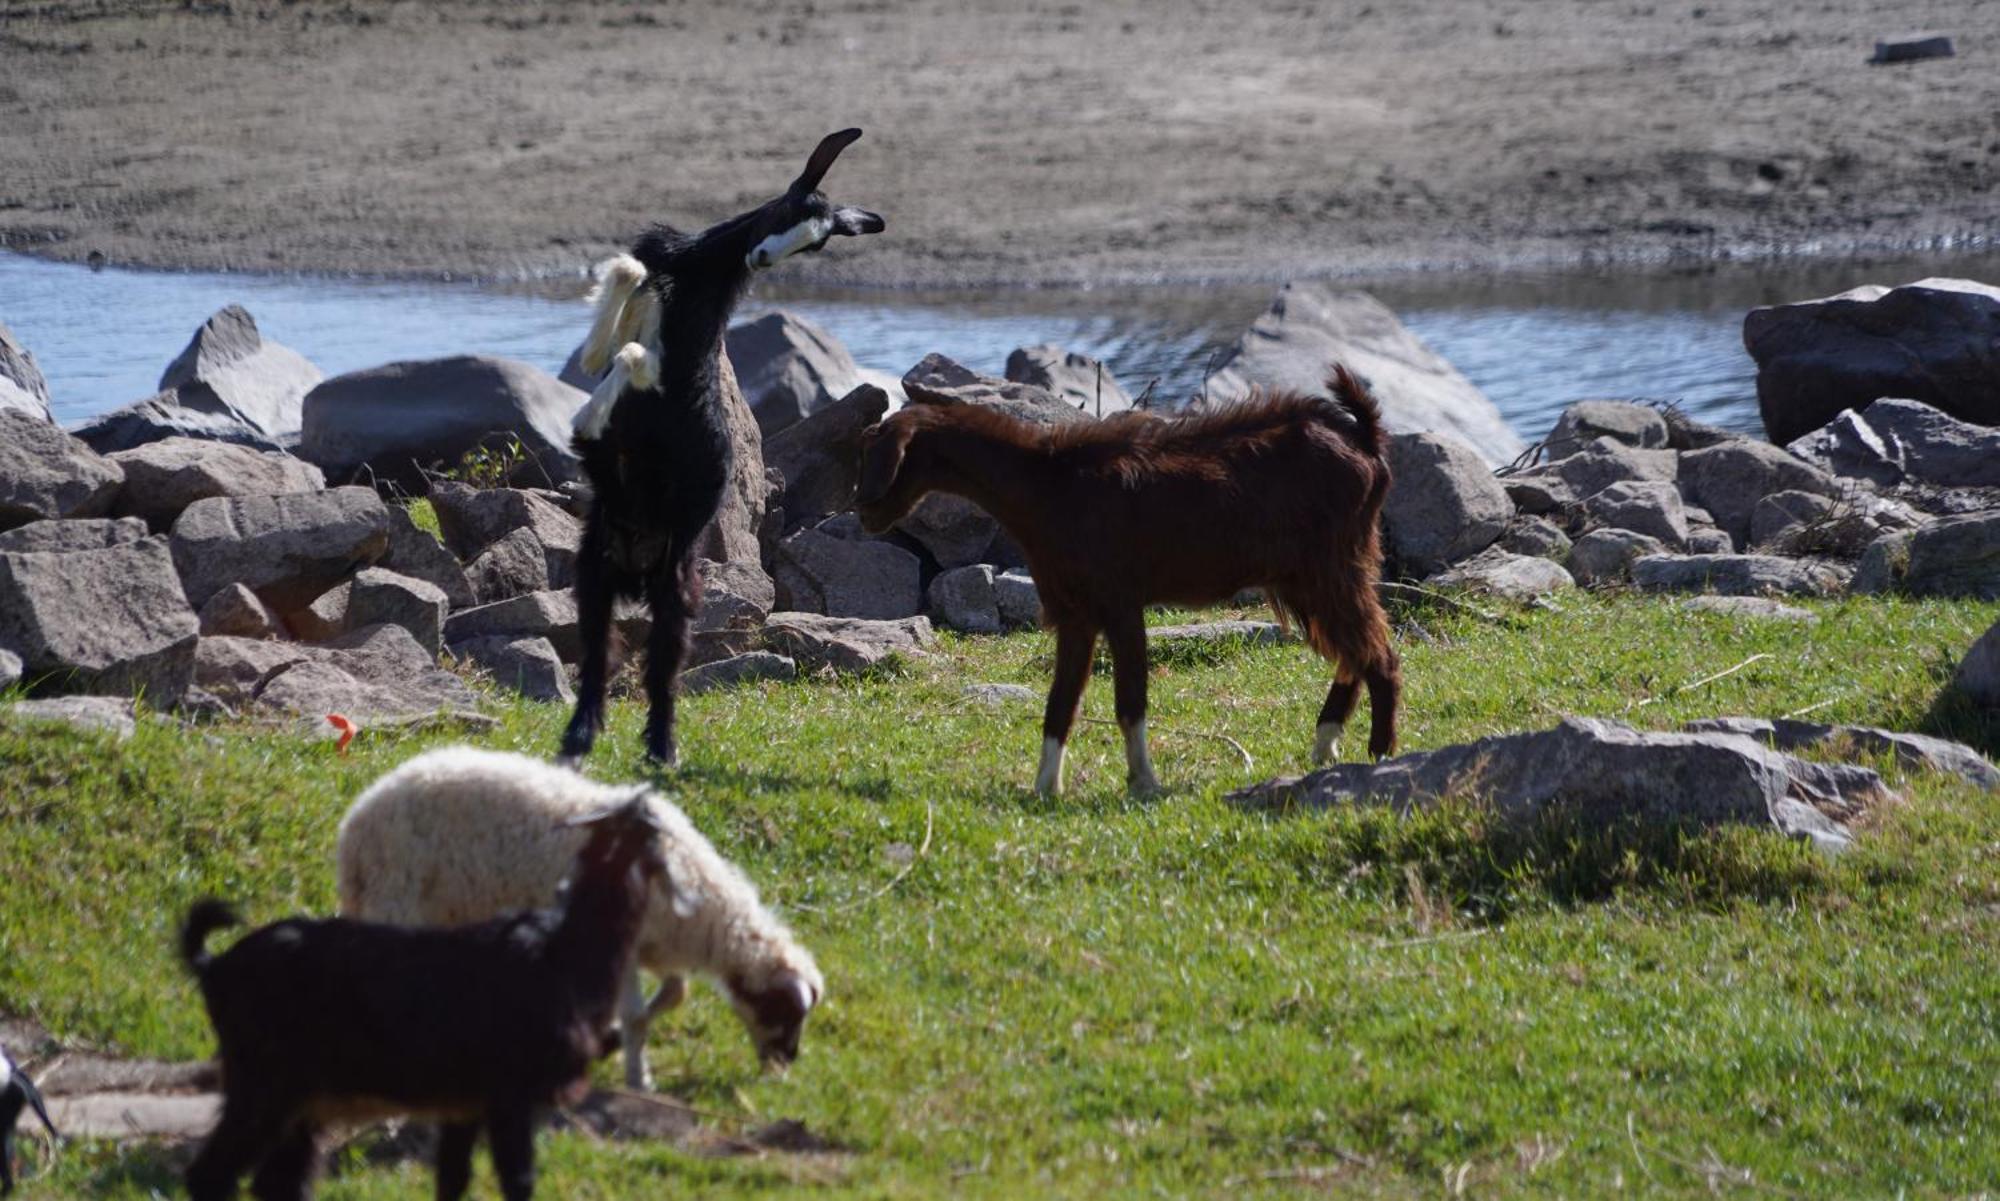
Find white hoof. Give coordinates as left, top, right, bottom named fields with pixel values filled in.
left=1312, top=721, right=1343, bottom=767
left=1034, top=737, right=1066, bottom=796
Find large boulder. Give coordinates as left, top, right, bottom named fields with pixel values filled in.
left=217, top=624, right=481, bottom=725
left=1901, top=513, right=2000, bottom=599
left=299, top=356, right=585, bottom=492
left=107, top=438, right=325, bottom=531
left=378, top=506, right=475, bottom=610
left=466, top=527, right=552, bottom=605
left=1788, top=397, right=2000, bottom=490
left=1382, top=432, right=1512, bottom=575
left=1746, top=278, right=2000, bottom=445
left=1203, top=282, right=1523, bottom=464
left=1534, top=436, right=1677, bottom=500
left=725, top=310, right=864, bottom=437
left=1546, top=400, right=1667, bottom=451
left=1955, top=619, right=2000, bottom=707
left=691, top=354, right=774, bottom=579
left=1567, top=528, right=1668, bottom=587
left=1005, top=345, right=1135, bottom=416
left=928, top=564, right=1003, bottom=634
left=681, top=651, right=798, bottom=695
left=773, top=527, right=923, bottom=619
left=760, top=612, right=935, bottom=674
left=169, top=486, right=392, bottom=612
left=1427, top=548, right=1575, bottom=601
left=1579, top=479, right=1688, bottom=549
left=763, top=383, right=892, bottom=532
left=426, top=482, right=579, bottom=585
left=298, top=567, right=449, bottom=656
left=449, top=634, right=573, bottom=704
left=73, top=392, right=294, bottom=454
left=442, top=590, right=581, bottom=662
left=1684, top=717, right=1999, bottom=791
left=157, top=305, right=323, bottom=448
left=0, top=409, right=123, bottom=530
left=0, top=536, right=199, bottom=703
left=1630, top=553, right=1845, bottom=597
left=0, top=517, right=148, bottom=554
left=1228, top=716, right=1888, bottom=853
left=1677, top=440, right=1838, bottom=546
left=0, top=322, right=51, bottom=421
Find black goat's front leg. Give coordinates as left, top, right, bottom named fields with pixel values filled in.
left=639, top=556, right=695, bottom=767
left=1102, top=610, right=1160, bottom=794
left=187, top=1098, right=290, bottom=1201
left=248, top=1123, right=318, bottom=1201
left=485, top=1104, right=539, bottom=1201
left=1037, top=619, right=1097, bottom=796
left=434, top=1121, right=478, bottom=1201
left=559, top=519, right=618, bottom=766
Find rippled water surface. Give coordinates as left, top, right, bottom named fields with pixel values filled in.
left=5, top=251, right=1997, bottom=441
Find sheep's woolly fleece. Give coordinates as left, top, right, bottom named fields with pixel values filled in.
left=335, top=746, right=820, bottom=1000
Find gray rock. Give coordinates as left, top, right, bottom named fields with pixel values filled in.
left=287, top=584, right=351, bottom=644
left=1684, top=527, right=1736, bottom=555
left=0, top=646, right=19, bottom=691
left=1745, top=277, right=2000, bottom=445
left=1227, top=716, right=1890, bottom=853
left=1382, top=432, right=1513, bottom=575
left=71, top=391, right=289, bottom=454
left=1783, top=408, right=1905, bottom=488
left=1869, top=34, right=1954, bottom=64
left=1202, top=282, right=1524, bottom=464
left=425, top=482, right=580, bottom=583
left=726, top=310, right=864, bottom=437
left=1150, top=621, right=1287, bottom=649
left=299, top=356, right=585, bottom=491
left=466, top=526, right=552, bottom=605
left=0, top=537, right=198, bottom=703
left=897, top=493, right=1000, bottom=569
left=994, top=570, right=1041, bottom=629
left=192, top=635, right=315, bottom=705
left=763, top=383, right=891, bottom=531
left=1955, top=619, right=2000, bottom=707
left=962, top=682, right=1037, bottom=705
left=0, top=517, right=148, bottom=554
left=1631, top=553, right=1845, bottom=597
left=760, top=612, right=935, bottom=674
left=900, top=353, right=1091, bottom=429
left=1901, top=512, right=2000, bottom=599
left=197, top=583, right=284, bottom=640
left=107, top=437, right=325, bottom=531
left=450, top=634, right=573, bottom=703
left=773, top=527, right=922, bottom=619
left=345, top=568, right=448, bottom=657
left=249, top=623, right=480, bottom=724
left=1567, top=529, right=1668, bottom=586
left=1501, top=474, right=1574, bottom=516
left=1791, top=397, right=2000, bottom=490
left=1851, top=529, right=1914, bottom=595
left=1677, top=440, right=1838, bottom=545
left=169, top=486, right=391, bottom=612
left=1681, top=596, right=1818, bottom=622
left=0, top=322, right=51, bottom=421
left=928, top=565, right=1003, bottom=634
left=1749, top=490, right=1838, bottom=550
left=1662, top=409, right=1740, bottom=451
left=691, top=353, right=774, bottom=578
left=1005, top=345, right=1135, bottom=416
left=695, top=557, right=775, bottom=632
left=379, top=506, right=475, bottom=610
left=1581, top=479, right=1688, bottom=548
left=442, top=590, right=582, bottom=662
left=1498, top=516, right=1572, bottom=561
left=1428, top=548, right=1576, bottom=601
left=1538, top=436, right=1679, bottom=500
left=1547, top=400, right=1667, bottom=452
left=1684, top=717, right=1995, bottom=790
left=681, top=651, right=797, bottom=695
left=0, top=408, right=124, bottom=530
left=2, top=696, right=137, bottom=741
left=157, top=305, right=323, bottom=448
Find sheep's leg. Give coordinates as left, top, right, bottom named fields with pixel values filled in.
left=620, top=970, right=656, bottom=1091
left=639, top=556, right=694, bottom=768
left=485, top=1103, right=538, bottom=1201
left=1103, top=611, right=1160, bottom=795
left=559, top=515, right=618, bottom=765
left=434, top=1122, right=478, bottom=1201
left=1037, top=620, right=1097, bottom=796
left=1314, top=672, right=1363, bottom=766
left=248, top=1123, right=318, bottom=1201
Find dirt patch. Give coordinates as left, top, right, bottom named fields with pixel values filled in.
left=0, top=1, right=1994, bottom=285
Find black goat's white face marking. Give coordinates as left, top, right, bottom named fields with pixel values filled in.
left=748, top=216, right=833, bottom=270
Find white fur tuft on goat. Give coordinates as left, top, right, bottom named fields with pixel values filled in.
left=336, top=746, right=823, bottom=1089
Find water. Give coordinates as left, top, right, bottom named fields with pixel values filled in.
left=5, top=251, right=1997, bottom=441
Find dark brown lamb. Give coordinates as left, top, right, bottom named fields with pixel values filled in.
left=854, top=364, right=1400, bottom=794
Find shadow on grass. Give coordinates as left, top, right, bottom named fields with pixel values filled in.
left=1918, top=682, right=2000, bottom=760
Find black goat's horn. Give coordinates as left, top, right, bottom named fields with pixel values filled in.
left=791, top=128, right=863, bottom=194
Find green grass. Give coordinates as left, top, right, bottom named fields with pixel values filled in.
left=5, top=593, right=2000, bottom=1198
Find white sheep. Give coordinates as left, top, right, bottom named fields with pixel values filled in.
left=335, top=746, right=823, bottom=1089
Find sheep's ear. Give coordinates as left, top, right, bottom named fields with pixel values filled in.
left=829, top=207, right=884, bottom=237
left=791, top=128, right=862, bottom=194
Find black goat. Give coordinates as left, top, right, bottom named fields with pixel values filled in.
left=560, top=129, right=885, bottom=767
left=179, top=794, right=666, bottom=1201
left=1, top=1044, right=57, bottom=1196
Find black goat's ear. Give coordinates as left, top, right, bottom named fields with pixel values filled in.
left=791, top=128, right=863, bottom=194
left=829, top=207, right=885, bottom=237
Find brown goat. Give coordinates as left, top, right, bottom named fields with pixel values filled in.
left=855, top=365, right=1400, bottom=794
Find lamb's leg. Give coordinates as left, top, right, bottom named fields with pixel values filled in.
left=248, top=1123, right=318, bottom=1201
left=1037, top=620, right=1097, bottom=796
left=1102, top=611, right=1160, bottom=794
left=434, top=1122, right=478, bottom=1201
left=639, top=555, right=694, bottom=768
left=559, top=514, right=617, bottom=765
left=620, top=969, right=656, bottom=1091
left=485, top=1103, right=538, bottom=1201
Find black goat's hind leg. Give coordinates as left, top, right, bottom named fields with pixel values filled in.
left=434, top=1122, right=478, bottom=1201
left=560, top=517, right=619, bottom=765
left=639, top=556, right=695, bottom=767
left=249, top=1123, right=318, bottom=1201
left=485, top=1103, right=538, bottom=1201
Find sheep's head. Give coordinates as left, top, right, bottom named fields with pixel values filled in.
left=853, top=409, right=928, bottom=532
left=726, top=965, right=824, bottom=1070
left=745, top=128, right=886, bottom=271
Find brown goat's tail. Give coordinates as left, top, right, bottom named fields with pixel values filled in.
left=1326, top=363, right=1385, bottom=460
left=179, top=898, right=240, bottom=975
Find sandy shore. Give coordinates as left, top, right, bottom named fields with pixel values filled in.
left=1, top=1, right=1995, bottom=286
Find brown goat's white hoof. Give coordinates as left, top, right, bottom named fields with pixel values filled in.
left=1312, top=722, right=1343, bottom=767
left=1122, top=720, right=1161, bottom=795
left=1034, top=737, right=1067, bottom=796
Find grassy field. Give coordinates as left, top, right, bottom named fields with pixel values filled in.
left=4, top=593, right=1999, bottom=1198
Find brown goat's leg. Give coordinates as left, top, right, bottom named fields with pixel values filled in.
left=485, top=1103, right=538, bottom=1201
left=1103, top=611, right=1161, bottom=794
left=434, top=1121, right=478, bottom=1201
left=1365, top=646, right=1403, bottom=760
left=1314, top=672, right=1363, bottom=766
left=248, top=1123, right=318, bottom=1201
left=1037, top=620, right=1097, bottom=796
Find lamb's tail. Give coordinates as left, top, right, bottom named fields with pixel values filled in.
left=1325, top=363, right=1385, bottom=460
left=579, top=254, right=654, bottom=377
left=179, top=898, right=240, bottom=976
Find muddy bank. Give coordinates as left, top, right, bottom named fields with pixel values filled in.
left=1, top=1, right=1995, bottom=285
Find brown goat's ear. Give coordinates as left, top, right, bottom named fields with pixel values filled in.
left=853, top=420, right=912, bottom=507
left=791, top=128, right=863, bottom=195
